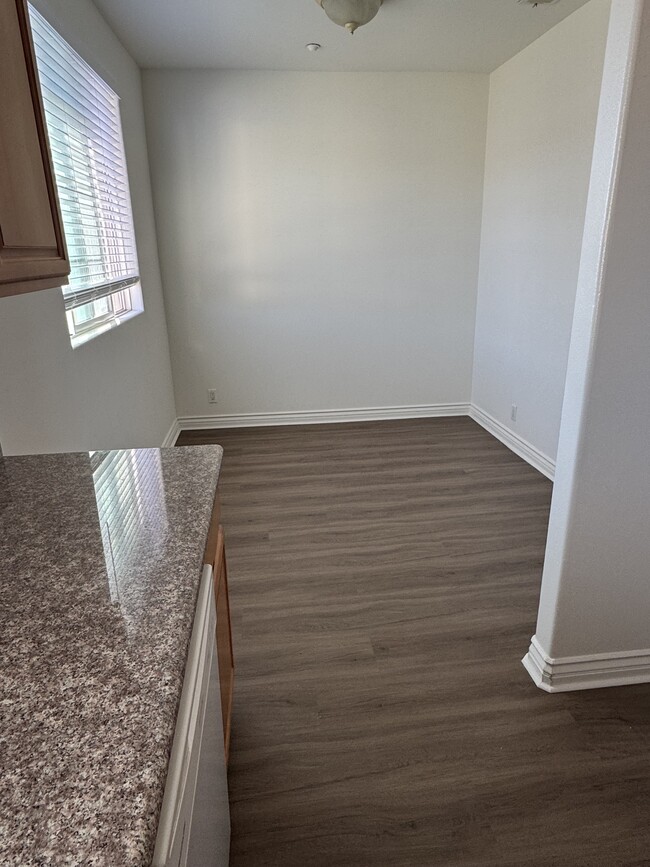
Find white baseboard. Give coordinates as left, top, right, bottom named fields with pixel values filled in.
left=469, top=405, right=555, bottom=480
left=171, top=402, right=554, bottom=480
left=177, top=403, right=470, bottom=431
left=523, top=635, right=650, bottom=692
left=162, top=418, right=181, bottom=447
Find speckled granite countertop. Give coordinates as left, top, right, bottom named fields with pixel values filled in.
left=0, top=445, right=223, bottom=866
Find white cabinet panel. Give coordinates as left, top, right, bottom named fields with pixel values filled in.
left=153, top=565, right=230, bottom=867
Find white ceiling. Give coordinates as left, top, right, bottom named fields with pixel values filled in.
left=91, top=0, right=591, bottom=72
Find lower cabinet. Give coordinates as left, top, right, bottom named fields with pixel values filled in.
left=152, top=565, right=230, bottom=867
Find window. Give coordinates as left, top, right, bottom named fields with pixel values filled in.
left=29, top=7, right=143, bottom=347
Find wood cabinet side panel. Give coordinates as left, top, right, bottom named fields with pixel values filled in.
left=215, top=527, right=234, bottom=763
left=0, top=0, right=69, bottom=293
left=203, top=491, right=222, bottom=569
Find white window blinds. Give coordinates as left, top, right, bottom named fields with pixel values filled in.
left=29, top=7, right=140, bottom=311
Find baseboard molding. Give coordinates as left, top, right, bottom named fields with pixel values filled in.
left=469, top=405, right=555, bottom=480
left=172, top=402, right=555, bottom=479
left=523, top=635, right=650, bottom=692
left=177, top=403, right=470, bottom=431
left=162, top=418, right=181, bottom=447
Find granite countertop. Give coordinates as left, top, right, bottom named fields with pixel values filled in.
left=0, top=445, right=223, bottom=867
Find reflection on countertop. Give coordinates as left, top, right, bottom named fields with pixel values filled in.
left=0, top=444, right=223, bottom=867
left=93, top=449, right=169, bottom=619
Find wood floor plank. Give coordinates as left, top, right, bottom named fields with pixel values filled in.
left=177, top=418, right=650, bottom=867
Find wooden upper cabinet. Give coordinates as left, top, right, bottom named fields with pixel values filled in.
left=0, top=0, right=69, bottom=297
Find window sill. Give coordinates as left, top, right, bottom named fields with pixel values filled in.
left=70, top=306, right=144, bottom=349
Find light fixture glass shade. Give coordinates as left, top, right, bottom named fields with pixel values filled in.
left=318, top=0, right=383, bottom=33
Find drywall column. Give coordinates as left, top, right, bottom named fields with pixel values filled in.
left=523, top=0, right=650, bottom=692
left=471, top=0, right=611, bottom=475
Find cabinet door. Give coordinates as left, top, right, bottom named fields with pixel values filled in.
left=214, top=526, right=234, bottom=761
left=0, top=0, right=69, bottom=297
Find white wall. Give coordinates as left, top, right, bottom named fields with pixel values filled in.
left=524, top=0, right=650, bottom=687
left=0, top=0, right=176, bottom=455
left=472, top=0, right=611, bottom=467
left=142, top=71, right=488, bottom=420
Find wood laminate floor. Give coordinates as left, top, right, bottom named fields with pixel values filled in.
left=178, top=418, right=650, bottom=867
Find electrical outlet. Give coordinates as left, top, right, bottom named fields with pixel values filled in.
left=207, top=389, right=218, bottom=405
left=511, top=404, right=518, bottom=423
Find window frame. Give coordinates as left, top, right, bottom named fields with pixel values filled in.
left=29, top=5, right=144, bottom=348
left=65, top=282, right=143, bottom=347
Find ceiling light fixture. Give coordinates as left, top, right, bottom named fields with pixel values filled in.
left=316, top=0, right=383, bottom=35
